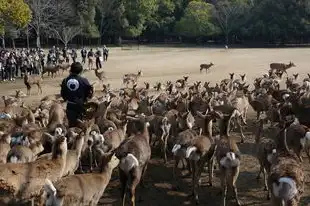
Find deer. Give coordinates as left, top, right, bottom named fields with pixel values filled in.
left=0, top=136, right=67, bottom=205
left=94, top=67, right=106, bottom=82
left=199, top=62, right=214, bottom=73
left=123, top=70, right=143, bottom=86
left=43, top=152, right=119, bottom=206
left=23, top=72, right=43, bottom=95
left=268, top=129, right=304, bottom=205
left=270, top=62, right=296, bottom=74
left=115, top=114, right=151, bottom=206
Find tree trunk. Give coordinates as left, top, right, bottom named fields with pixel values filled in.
left=1, top=36, right=5, bottom=48
left=11, top=38, right=15, bottom=49
left=36, top=35, right=41, bottom=48
left=26, top=27, right=29, bottom=49
left=116, top=36, right=122, bottom=46
left=225, top=32, right=229, bottom=45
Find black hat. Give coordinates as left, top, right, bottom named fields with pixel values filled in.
left=70, top=62, right=83, bottom=74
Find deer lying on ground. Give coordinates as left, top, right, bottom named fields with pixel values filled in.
left=270, top=62, right=296, bottom=74
left=24, top=73, right=43, bottom=95
left=200, top=62, right=214, bottom=73
left=0, top=136, right=67, bottom=205
left=43, top=152, right=119, bottom=206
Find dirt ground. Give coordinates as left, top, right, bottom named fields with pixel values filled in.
left=1, top=46, right=310, bottom=205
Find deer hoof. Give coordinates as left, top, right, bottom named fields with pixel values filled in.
left=264, top=186, right=268, bottom=191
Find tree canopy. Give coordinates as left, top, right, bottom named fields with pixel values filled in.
left=0, top=0, right=32, bottom=35
left=2, top=0, right=310, bottom=46
left=175, top=1, right=219, bottom=38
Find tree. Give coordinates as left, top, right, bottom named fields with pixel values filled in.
left=0, top=0, right=31, bottom=47
left=213, top=0, right=248, bottom=45
left=241, top=0, right=310, bottom=43
left=76, top=0, right=99, bottom=38
left=26, top=0, right=74, bottom=48
left=5, top=25, right=20, bottom=48
left=144, top=0, right=176, bottom=40
left=53, top=26, right=82, bottom=47
left=174, top=1, right=219, bottom=39
left=96, top=0, right=125, bottom=44
left=123, top=0, right=158, bottom=37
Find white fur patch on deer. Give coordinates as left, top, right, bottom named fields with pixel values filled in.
left=119, top=153, right=139, bottom=174
left=220, top=152, right=240, bottom=168
left=55, top=127, right=63, bottom=136
left=172, top=144, right=181, bottom=155
left=185, top=146, right=200, bottom=161
left=282, top=94, right=290, bottom=100
left=291, top=118, right=300, bottom=125
left=267, top=149, right=277, bottom=164
left=300, top=131, right=310, bottom=147
left=272, top=177, right=298, bottom=202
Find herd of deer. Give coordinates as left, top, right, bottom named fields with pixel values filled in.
left=0, top=60, right=309, bottom=206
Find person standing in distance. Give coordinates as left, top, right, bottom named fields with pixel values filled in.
left=81, top=47, right=87, bottom=64
left=61, top=62, right=93, bottom=127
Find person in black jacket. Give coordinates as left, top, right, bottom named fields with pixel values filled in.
left=61, top=62, right=93, bottom=127
left=81, top=48, right=87, bottom=64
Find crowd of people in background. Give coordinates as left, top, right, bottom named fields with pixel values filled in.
left=0, top=45, right=109, bottom=82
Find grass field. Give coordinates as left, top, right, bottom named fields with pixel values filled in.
left=1, top=46, right=310, bottom=205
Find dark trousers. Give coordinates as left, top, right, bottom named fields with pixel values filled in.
left=66, top=103, right=84, bottom=128
left=82, top=56, right=86, bottom=64
left=96, top=57, right=102, bottom=69
left=104, top=53, right=108, bottom=61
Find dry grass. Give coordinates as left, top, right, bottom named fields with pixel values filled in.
left=1, top=46, right=310, bottom=205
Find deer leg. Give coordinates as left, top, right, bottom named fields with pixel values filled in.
left=263, top=168, right=268, bottom=191
left=163, top=133, right=169, bottom=164
left=208, top=158, right=215, bottom=186
left=129, top=168, right=141, bottom=206
left=119, top=170, right=128, bottom=206
left=306, top=147, right=310, bottom=163
left=140, top=164, right=148, bottom=188
left=231, top=167, right=241, bottom=206
left=256, top=111, right=261, bottom=120
left=256, top=165, right=263, bottom=180
left=184, top=159, right=192, bottom=177
left=221, top=172, right=228, bottom=206
left=88, top=147, right=93, bottom=172
left=237, top=119, right=245, bottom=143
left=191, top=161, right=200, bottom=205
left=173, top=156, right=181, bottom=190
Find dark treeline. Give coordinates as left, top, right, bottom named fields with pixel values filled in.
left=3, top=0, right=310, bottom=48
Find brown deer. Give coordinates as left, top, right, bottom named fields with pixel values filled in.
left=200, top=62, right=214, bottom=73
left=23, top=73, right=43, bottom=95
left=270, top=62, right=296, bottom=74
left=95, top=67, right=106, bottom=82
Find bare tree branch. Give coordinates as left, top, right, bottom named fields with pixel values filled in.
left=25, top=0, right=75, bottom=47
left=53, top=26, right=82, bottom=47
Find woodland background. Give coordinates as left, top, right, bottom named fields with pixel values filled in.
left=1, top=0, right=310, bottom=48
